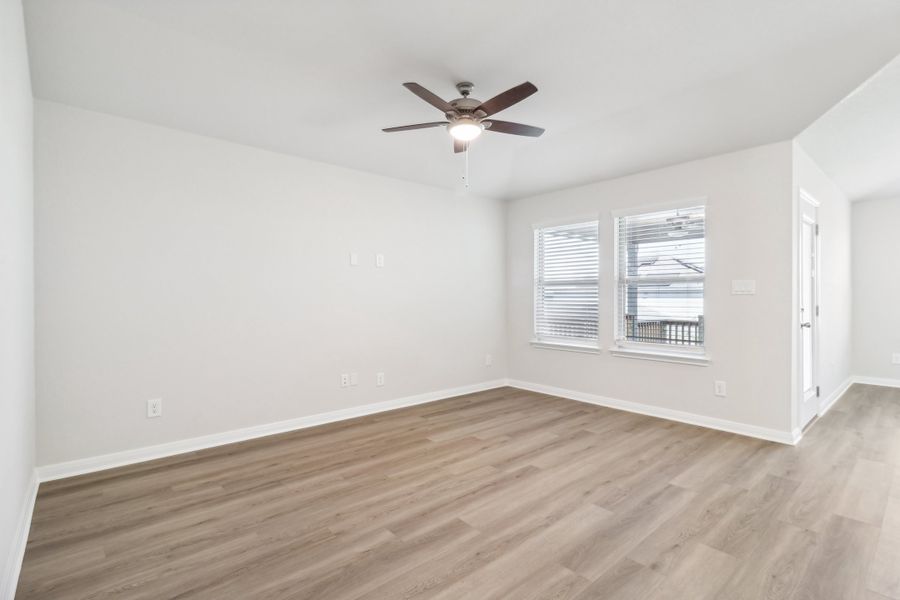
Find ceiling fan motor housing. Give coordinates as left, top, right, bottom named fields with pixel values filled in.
left=449, top=97, right=482, bottom=113
left=450, top=82, right=486, bottom=117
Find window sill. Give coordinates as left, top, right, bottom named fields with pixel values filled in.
left=609, top=346, right=710, bottom=366
left=530, top=340, right=601, bottom=354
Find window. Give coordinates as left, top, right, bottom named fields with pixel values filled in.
left=534, top=220, right=599, bottom=346
left=616, top=205, right=705, bottom=349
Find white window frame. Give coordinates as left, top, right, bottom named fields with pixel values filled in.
left=611, top=199, right=709, bottom=365
left=531, top=217, right=600, bottom=352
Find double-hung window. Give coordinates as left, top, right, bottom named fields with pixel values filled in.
left=615, top=205, right=706, bottom=350
left=534, top=220, right=599, bottom=347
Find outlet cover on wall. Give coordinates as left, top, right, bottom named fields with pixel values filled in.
left=485, top=354, right=493, bottom=366
left=349, top=252, right=359, bottom=266
left=376, top=372, right=385, bottom=386
left=376, top=253, right=385, bottom=268
left=350, top=372, right=359, bottom=386
left=714, top=381, right=727, bottom=397
left=147, top=398, right=162, bottom=418
left=893, top=353, right=900, bottom=365
left=340, top=373, right=350, bottom=388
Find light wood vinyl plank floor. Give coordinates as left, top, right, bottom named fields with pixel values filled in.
left=16, top=384, right=900, bottom=599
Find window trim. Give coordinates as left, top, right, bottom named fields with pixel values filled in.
left=610, top=197, right=707, bottom=219
left=608, top=344, right=710, bottom=366
left=533, top=217, right=600, bottom=349
left=531, top=214, right=603, bottom=230
left=612, top=199, right=708, bottom=358
left=530, top=339, right=602, bottom=353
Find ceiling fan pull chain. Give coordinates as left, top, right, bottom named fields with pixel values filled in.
left=464, top=141, right=470, bottom=189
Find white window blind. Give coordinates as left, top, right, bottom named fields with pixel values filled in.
left=616, top=205, right=705, bottom=347
left=534, top=221, right=599, bottom=343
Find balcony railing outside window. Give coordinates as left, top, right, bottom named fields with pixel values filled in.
left=624, top=314, right=704, bottom=346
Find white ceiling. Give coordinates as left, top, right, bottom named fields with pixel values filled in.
left=798, top=54, right=900, bottom=202
left=24, top=0, right=900, bottom=200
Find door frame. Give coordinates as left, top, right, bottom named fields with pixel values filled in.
left=796, top=189, right=820, bottom=431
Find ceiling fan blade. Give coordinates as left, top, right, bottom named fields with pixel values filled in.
left=382, top=122, right=447, bottom=132
left=403, top=82, right=454, bottom=113
left=477, top=82, right=538, bottom=116
left=453, top=138, right=467, bottom=153
left=485, top=120, right=545, bottom=137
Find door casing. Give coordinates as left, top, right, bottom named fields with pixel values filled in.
left=797, top=189, right=820, bottom=430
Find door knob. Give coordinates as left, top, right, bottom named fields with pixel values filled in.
left=801, top=322, right=812, bottom=328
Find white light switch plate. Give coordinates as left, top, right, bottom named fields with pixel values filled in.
left=714, top=381, right=727, bottom=397
left=349, top=252, right=359, bottom=266
left=893, top=353, right=900, bottom=365
left=376, top=253, right=385, bottom=268
left=731, top=280, right=756, bottom=295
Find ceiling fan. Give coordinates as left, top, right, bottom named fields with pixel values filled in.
left=383, top=81, right=545, bottom=153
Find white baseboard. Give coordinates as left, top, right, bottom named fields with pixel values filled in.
left=507, top=379, right=796, bottom=445
left=37, top=379, right=508, bottom=482
left=853, top=375, right=900, bottom=389
left=39, top=374, right=896, bottom=483
left=819, top=377, right=854, bottom=416
left=3, top=469, right=38, bottom=600
left=788, top=376, right=855, bottom=446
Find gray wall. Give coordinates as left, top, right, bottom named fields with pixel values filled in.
left=35, top=101, right=507, bottom=466
left=506, top=142, right=796, bottom=435
left=0, top=0, right=36, bottom=592
left=852, top=197, right=900, bottom=382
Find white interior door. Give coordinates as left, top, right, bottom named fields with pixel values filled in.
left=799, top=197, right=819, bottom=428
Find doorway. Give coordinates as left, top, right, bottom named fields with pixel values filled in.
left=798, top=190, right=819, bottom=429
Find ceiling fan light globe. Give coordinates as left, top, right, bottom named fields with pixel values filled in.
left=449, top=122, right=483, bottom=141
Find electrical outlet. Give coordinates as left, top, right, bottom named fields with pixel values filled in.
left=376, top=372, right=385, bottom=386
left=893, top=353, right=900, bottom=365
left=714, top=381, right=727, bottom=397
left=340, top=373, right=350, bottom=388
left=147, top=398, right=162, bottom=418
left=376, top=253, right=385, bottom=268
left=350, top=372, right=359, bottom=386
left=485, top=353, right=493, bottom=367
